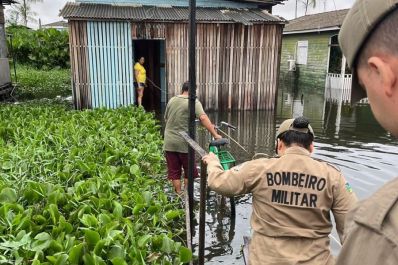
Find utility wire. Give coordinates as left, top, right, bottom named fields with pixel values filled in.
left=217, top=128, right=249, bottom=154
left=146, top=77, right=162, bottom=91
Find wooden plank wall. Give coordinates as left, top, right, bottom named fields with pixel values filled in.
left=69, top=21, right=282, bottom=110
left=132, top=23, right=166, bottom=39
left=69, top=20, right=90, bottom=109
left=140, top=22, right=283, bottom=111
left=132, top=22, right=283, bottom=110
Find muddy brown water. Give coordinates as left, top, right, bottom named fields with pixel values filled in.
left=189, top=88, right=398, bottom=264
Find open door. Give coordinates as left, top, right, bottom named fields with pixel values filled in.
left=132, top=40, right=166, bottom=115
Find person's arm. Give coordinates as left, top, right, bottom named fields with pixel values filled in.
left=202, top=153, right=261, bottom=196
left=331, top=173, right=358, bottom=243
left=199, top=114, right=222, bottom=139
left=194, top=100, right=221, bottom=139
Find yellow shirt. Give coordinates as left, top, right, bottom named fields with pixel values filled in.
left=134, top=62, right=146, bottom=83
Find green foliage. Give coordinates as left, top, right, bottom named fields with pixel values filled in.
left=0, top=105, right=191, bottom=264
left=6, top=25, right=33, bottom=63
left=7, top=26, right=69, bottom=69
left=12, top=65, right=71, bottom=100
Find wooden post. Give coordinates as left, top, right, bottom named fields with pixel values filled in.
left=184, top=192, right=193, bottom=265
left=198, top=161, right=207, bottom=265
left=336, top=55, right=346, bottom=135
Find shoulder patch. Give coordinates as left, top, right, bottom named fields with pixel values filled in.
left=345, top=182, right=353, bottom=193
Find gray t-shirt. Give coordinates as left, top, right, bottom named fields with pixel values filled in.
left=163, top=95, right=206, bottom=153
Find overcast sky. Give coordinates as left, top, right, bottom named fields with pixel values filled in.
left=5, top=0, right=355, bottom=27
left=273, top=0, right=355, bottom=19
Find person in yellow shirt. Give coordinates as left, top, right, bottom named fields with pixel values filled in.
left=134, top=56, right=146, bottom=107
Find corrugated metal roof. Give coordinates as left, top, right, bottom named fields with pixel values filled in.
left=75, top=0, right=286, bottom=9
left=284, top=9, right=349, bottom=33
left=42, top=20, right=69, bottom=28
left=60, top=2, right=285, bottom=24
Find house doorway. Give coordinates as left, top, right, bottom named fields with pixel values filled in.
left=132, top=40, right=166, bottom=115
left=328, top=35, right=350, bottom=74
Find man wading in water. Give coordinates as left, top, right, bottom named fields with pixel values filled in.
left=203, top=117, right=357, bottom=265
left=337, top=0, right=398, bottom=264
left=164, top=82, right=221, bottom=194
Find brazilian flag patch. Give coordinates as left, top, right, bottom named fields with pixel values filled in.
left=345, top=183, right=353, bottom=193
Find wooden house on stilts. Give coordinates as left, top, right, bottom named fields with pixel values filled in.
left=60, top=0, right=286, bottom=111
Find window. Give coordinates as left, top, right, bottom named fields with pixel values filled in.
left=296, top=41, right=308, bottom=65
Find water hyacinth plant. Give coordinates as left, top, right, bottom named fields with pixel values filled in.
left=0, top=103, right=192, bottom=264
left=11, top=66, right=71, bottom=100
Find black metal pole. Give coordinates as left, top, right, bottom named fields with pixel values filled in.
left=188, top=0, right=197, bottom=240
left=198, top=161, right=207, bottom=265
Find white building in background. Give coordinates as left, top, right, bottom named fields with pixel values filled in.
left=42, top=20, right=68, bottom=31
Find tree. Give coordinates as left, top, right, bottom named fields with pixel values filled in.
left=299, top=0, right=317, bottom=15
left=5, top=10, right=19, bottom=26
left=8, top=0, right=43, bottom=26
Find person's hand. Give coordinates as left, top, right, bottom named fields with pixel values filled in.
left=214, top=134, right=222, bottom=140
left=202, top=152, right=219, bottom=165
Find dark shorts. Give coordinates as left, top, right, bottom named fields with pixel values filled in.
left=165, top=151, right=199, bottom=180
left=134, top=82, right=145, bottom=89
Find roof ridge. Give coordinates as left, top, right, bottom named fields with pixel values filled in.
left=284, top=8, right=349, bottom=33
left=72, top=2, right=260, bottom=10
left=291, top=8, right=349, bottom=21
left=60, top=2, right=285, bottom=23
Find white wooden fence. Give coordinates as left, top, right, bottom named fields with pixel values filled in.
left=325, top=73, right=369, bottom=104
left=325, top=73, right=352, bottom=103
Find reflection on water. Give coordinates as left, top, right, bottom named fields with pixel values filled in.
left=193, top=86, right=398, bottom=264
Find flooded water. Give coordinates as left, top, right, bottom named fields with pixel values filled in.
left=192, top=86, right=398, bottom=264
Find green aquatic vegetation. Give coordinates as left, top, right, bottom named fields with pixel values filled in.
left=11, top=66, right=71, bottom=100
left=0, top=104, right=191, bottom=264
